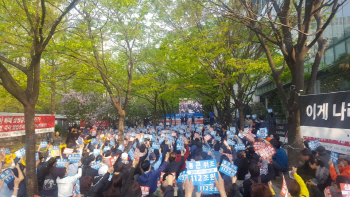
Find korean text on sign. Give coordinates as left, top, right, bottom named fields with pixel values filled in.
left=186, top=159, right=218, bottom=185
left=68, top=154, right=81, bottom=163
left=219, top=159, right=237, bottom=177
left=198, top=184, right=219, bottom=194
left=257, top=144, right=276, bottom=160
left=56, top=159, right=68, bottom=168
left=331, top=151, right=338, bottom=164
left=0, top=169, right=15, bottom=184
left=140, top=186, right=150, bottom=197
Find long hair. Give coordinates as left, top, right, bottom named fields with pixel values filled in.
left=105, top=174, right=123, bottom=197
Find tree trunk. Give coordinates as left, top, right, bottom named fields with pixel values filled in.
left=24, top=104, right=38, bottom=196
left=118, top=110, right=125, bottom=143
left=238, top=104, right=245, bottom=131
left=50, top=62, right=56, bottom=114
left=286, top=99, right=304, bottom=167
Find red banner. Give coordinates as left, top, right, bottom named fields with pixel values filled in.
left=80, top=120, right=109, bottom=128
left=0, top=115, right=55, bottom=138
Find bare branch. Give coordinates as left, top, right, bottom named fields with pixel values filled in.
left=43, top=0, right=79, bottom=47
left=0, top=55, right=27, bottom=73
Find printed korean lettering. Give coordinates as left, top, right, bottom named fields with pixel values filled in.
left=56, top=159, right=68, bottom=168
left=331, top=151, right=338, bottom=164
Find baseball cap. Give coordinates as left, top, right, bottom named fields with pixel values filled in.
left=316, top=146, right=326, bottom=154
left=149, top=152, right=156, bottom=161
left=121, top=152, right=128, bottom=160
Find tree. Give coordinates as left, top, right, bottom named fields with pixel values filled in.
left=154, top=2, right=271, bottom=127
left=0, top=0, right=78, bottom=195
left=207, top=0, right=345, bottom=165
left=55, top=0, right=153, bottom=142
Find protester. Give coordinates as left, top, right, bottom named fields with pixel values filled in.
left=329, top=153, right=350, bottom=180
left=2, top=122, right=350, bottom=197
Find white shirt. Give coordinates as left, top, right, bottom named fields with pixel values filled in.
left=57, top=168, right=82, bottom=197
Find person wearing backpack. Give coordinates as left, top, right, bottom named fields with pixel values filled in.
left=242, top=157, right=275, bottom=197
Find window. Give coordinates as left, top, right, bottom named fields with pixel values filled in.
left=335, top=42, right=346, bottom=60
left=324, top=47, right=335, bottom=65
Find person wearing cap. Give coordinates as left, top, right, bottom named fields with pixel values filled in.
left=329, top=153, right=350, bottom=181
left=149, top=148, right=162, bottom=170
left=138, top=153, right=169, bottom=194
left=315, top=146, right=330, bottom=168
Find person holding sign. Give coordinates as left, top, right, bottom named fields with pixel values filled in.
left=138, top=153, right=169, bottom=194
left=56, top=161, right=82, bottom=197
left=270, top=139, right=288, bottom=177
left=329, top=153, right=350, bottom=181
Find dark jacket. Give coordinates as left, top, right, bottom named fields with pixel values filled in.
left=138, top=161, right=168, bottom=194
left=81, top=172, right=110, bottom=197
left=103, top=167, right=136, bottom=197
left=164, top=156, right=184, bottom=176
left=82, top=166, right=99, bottom=179
left=163, top=185, right=174, bottom=197
left=243, top=164, right=274, bottom=197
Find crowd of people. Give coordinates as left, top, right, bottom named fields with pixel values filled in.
left=0, top=122, right=349, bottom=197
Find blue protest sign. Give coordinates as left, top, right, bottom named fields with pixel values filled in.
left=177, top=138, right=184, bottom=144
left=185, top=133, right=191, bottom=138
left=229, top=127, right=236, bottom=132
left=40, top=141, right=48, bottom=148
left=257, top=128, right=268, bottom=139
left=56, top=159, right=68, bottom=168
left=0, top=169, right=15, bottom=184
left=219, top=159, right=238, bottom=177
left=117, top=145, right=124, bottom=151
left=210, top=130, right=216, bottom=136
left=109, top=140, right=115, bottom=146
left=15, top=148, right=26, bottom=158
left=103, top=146, right=111, bottom=152
left=4, top=148, right=10, bottom=155
left=93, top=149, right=100, bottom=156
left=91, top=138, right=98, bottom=145
left=36, top=152, right=39, bottom=161
left=186, top=159, right=218, bottom=185
left=128, top=149, right=135, bottom=161
left=227, top=139, right=236, bottom=146
left=177, top=171, right=188, bottom=183
left=78, top=137, right=83, bottom=145
left=152, top=143, right=160, bottom=149
left=68, top=154, right=81, bottom=163
left=235, top=144, right=245, bottom=151
left=252, top=114, right=257, bottom=119
left=268, top=109, right=273, bottom=113
left=73, top=179, right=80, bottom=196
left=91, top=161, right=101, bottom=170
left=198, top=184, right=219, bottom=194
left=139, top=138, right=144, bottom=143
left=176, top=143, right=184, bottom=151
left=53, top=146, right=60, bottom=150
left=167, top=137, right=174, bottom=145
left=108, top=174, right=113, bottom=181
left=331, top=151, right=338, bottom=164
left=202, top=145, right=209, bottom=153
left=214, top=136, right=221, bottom=141
left=308, top=139, right=321, bottom=151
left=238, top=132, right=244, bottom=138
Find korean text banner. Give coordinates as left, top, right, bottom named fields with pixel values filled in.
left=299, top=91, right=350, bottom=154
left=0, top=115, right=55, bottom=138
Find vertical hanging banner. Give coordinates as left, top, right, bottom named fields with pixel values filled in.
left=0, top=114, right=55, bottom=138
left=299, top=91, right=350, bottom=154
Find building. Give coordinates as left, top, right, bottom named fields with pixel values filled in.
left=255, top=3, right=350, bottom=121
